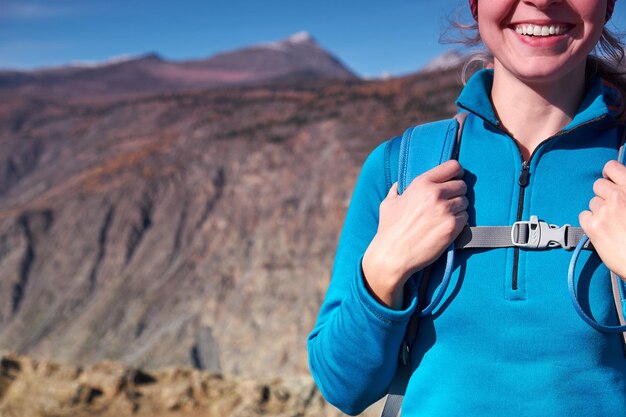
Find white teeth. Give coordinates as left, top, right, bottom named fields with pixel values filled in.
left=515, top=24, right=568, bottom=37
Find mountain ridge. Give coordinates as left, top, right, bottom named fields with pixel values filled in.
left=0, top=32, right=358, bottom=100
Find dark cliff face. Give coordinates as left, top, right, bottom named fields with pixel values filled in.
left=0, top=60, right=462, bottom=378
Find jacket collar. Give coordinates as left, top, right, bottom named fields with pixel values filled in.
left=455, top=68, right=623, bottom=132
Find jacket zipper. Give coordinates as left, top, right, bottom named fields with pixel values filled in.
left=484, top=114, right=609, bottom=291
left=512, top=160, right=530, bottom=290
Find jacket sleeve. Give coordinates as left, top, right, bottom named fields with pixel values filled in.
left=307, top=139, right=419, bottom=416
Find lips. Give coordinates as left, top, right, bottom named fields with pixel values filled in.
left=514, top=23, right=571, bottom=37
left=508, top=25, right=575, bottom=49
left=509, top=21, right=575, bottom=36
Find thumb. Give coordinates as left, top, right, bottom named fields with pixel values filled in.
left=421, top=160, right=463, bottom=183
left=387, top=182, right=399, bottom=199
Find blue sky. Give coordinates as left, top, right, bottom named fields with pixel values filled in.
left=1, top=0, right=625, bottom=78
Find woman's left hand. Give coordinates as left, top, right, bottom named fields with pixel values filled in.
left=579, top=160, right=626, bottom=280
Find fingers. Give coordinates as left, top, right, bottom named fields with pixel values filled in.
left=603, top=160, right=626, bottom=186
left=420, top=160, right=464, bottom=183
left=589, top=195, right=604, bottom=213
left=448, top=195, right=469, bottom=214
left=593, top=177, right=619, bottom=199
left=438, top=179, right=467, bottom=199
left=454, top=210, right=470, bottom=227
left=405, top=173, right=467, bottom=200
left=579, top=210, right=595, bottom=237
left=403, top=179, right=467, bottom=202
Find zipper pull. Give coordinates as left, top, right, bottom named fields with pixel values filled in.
left=518, top=161, right=530, bottom=187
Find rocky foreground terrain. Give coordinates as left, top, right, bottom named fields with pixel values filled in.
left=0, top=352, right=391, bottom=417
left=0, top=351, right=334, bottom=417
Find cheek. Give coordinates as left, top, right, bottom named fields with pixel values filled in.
left=576, top=0, right=608, bottom=38
left=576, top=0, right=607, bottom=22
left=476, top=0, right=514, bottom=45
left=580, top=16, right=606, bottom=55
left=477, top=22, right=504, bottom=58
left=477, top=0, right=512, bottom=24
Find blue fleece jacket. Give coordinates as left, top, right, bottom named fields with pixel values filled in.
left=307, top=68, right=626, bottom=416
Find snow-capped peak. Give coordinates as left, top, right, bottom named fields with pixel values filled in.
left=258, top=31, right=317, bottom=52
left=286, top=31, right=313, bottom=43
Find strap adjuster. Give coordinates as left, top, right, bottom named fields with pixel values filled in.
left=511, top=215, right=573, bottom=250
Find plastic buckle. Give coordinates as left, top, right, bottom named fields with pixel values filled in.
left=511, top=215, right=572, bottom=249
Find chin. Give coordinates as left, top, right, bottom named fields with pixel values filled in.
left=498, top=58, right=587, bottom=86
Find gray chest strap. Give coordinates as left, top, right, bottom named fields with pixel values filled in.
left=457, top=216, right=592, bottom=251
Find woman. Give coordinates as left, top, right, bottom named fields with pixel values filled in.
left=307, top=0, right=626, bottom=415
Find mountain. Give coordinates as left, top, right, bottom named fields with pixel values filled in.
left=0, top=62, right=463, bottom=379
left=0, top=32, right=358, bottom=100
left=201, top=31, right=356, bottom=81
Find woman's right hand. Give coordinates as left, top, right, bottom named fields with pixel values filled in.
left=361, top=160, right=469, bottom=309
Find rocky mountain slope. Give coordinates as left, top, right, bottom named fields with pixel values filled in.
left=0, top=61, right=463, bottom=377
left=0, top=32, right=468, bottom=416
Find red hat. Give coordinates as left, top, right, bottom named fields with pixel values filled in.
left=469, top=0, right=616, bottom=22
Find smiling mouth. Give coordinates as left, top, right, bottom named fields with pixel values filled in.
left=512, top=23, right=573, bottom=37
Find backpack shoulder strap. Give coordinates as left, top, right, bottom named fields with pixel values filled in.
left=612, top=123, right=626, bottom=355
left=380, top=112, right=468, bottom=417
left=384, top=134, right=403, bottom=189
left=610, top=271, right=626, bottom=355
left=397, top=113, right=467, bottom=195
left=399, top=112, right=467, bottom=341
left=383, top=112, right=468, bottom=192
